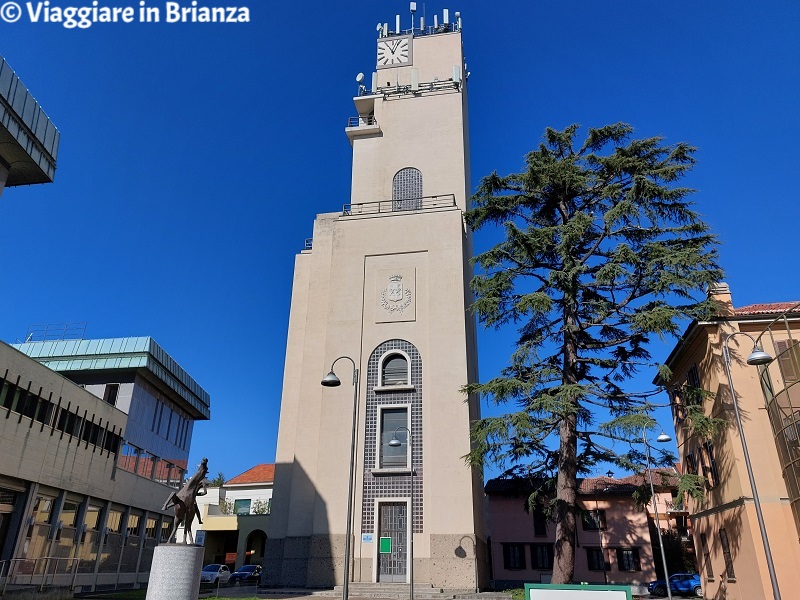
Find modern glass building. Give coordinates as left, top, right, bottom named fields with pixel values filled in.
left=0, top=337, right=210, bottom=591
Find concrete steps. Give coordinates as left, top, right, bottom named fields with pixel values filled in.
left=326, top=584, right=510, bottom=600
left=257, top=584, right=512, bottom=600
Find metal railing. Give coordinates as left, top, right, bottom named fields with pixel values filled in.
left=304, top=238, right=313, bottom=251
left=380, top=22, right=460, bottom=39
left=347, top=115, right=378, bottom=128
left=663, top=499, right=687, bottom=512
left=375, top=78, right=461, bottom=97
left=1, top=557, right=80, bottom=595
left=343, top=193, right=457, bottom=217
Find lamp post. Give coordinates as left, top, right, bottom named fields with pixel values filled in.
left=644, top=429, right=673, bottom=600
left=722, top=332, right=781, bottom=600
left=595, top=470, right=614, bottom=584
left=456, top=535, right=479, bottom=593
left=389, top=427, right=414, bottom=600
left=321, top=356, right=360, bottom=600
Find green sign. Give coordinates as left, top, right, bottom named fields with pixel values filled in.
left=379, top=536, right=392, bottom=553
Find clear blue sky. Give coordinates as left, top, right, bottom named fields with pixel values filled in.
left=1, top=1, right=798, bottom=481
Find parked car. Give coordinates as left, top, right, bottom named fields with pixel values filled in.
left=648, top=573, right=702, bottom=597
left=229, top=564, right=262, bottom=584
left=200, top=563, right=231, bottom=585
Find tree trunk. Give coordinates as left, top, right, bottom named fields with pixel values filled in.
left=552, top=267, right=580, bottom=584
left=551, top=413, right=578, bottom=583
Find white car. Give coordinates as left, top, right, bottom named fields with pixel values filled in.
left=200, top=564, right=231, bottom=584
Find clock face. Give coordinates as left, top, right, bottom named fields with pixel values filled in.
left=377, top=37, right=411, bottom=68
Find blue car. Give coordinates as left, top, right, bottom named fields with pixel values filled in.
left=228, top=564, right=262, bottom=585
left=648, top=573, right=702, bottom=597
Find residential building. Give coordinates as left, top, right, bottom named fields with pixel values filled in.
left=0, top=55, right=59, bottom=197
left=182, top=464, right=273, bottom=571
left=657, top=284, right=800, bottom=599
left=267, top=8, right=485, bottom=590
left=1, top=337, right=209, bottom=591
left=486, top=474, right=684, bottom=594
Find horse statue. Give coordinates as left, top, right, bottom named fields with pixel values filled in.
left=162, top=457, right=209, bottom=544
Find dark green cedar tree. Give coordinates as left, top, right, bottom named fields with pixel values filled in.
left=464, top=123, right=723, bottom=583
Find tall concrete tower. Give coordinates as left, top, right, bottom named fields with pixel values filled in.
left=266, top=9, right=484, bottom=590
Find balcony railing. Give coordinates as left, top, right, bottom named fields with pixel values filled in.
left=664, top=499, right=687, bottom=512
left=343, top=194, right=456, bottom=217
left=347, top=115, right=378, bottom=128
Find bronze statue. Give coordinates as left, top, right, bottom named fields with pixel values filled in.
left=162, top=457, right=209, bottom=544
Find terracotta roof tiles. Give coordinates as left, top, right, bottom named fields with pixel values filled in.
left=735, top=301, right=800, bottom=316
left=226, top=463, right=275, bottom=485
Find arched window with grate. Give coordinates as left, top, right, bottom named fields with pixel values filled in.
left=392, top=167, right=422, bottom=211
left=381, top=353, right=409, bottom=386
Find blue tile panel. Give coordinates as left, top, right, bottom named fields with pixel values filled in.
left=12, top=337, right=210, bottom=419
left=361, top=339, right=423, bottom=534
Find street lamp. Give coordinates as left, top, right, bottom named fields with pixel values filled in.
left=722, top=332, right=781, bottom=600
left=389, top=426, right=414, bottom=600
left=595, top=470, right=614, bottom=584
left=644, top=429, right=674, bottom=600
left=321, top=356, right=360, bottom=600
left=455, top=535, right=479, bottom=593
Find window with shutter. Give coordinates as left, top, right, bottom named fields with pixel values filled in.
left=530, top=543, right=554, bottom=569
left=671, top=388, right=687, bottom=422
left=616, top=547, right=641, bottom=571
left=686, top=452, right=697, bottom=475
left=502, top=543, right=526, bottom=570
left=533, top=505, right=548, bottom=536
left=586, top=547, right=605, bottom=571
left=684, top=365, right=703, bottom=406
left=719, top=528, right=735, bottom=579
left=699, top=532, right=714, bottom=579
left=775, top=339, right=800, bottom=383
left=581, top=509, right=606, bottom=531
left=704, top=441, right=720, bottom=486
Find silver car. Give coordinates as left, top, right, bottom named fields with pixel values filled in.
left=200, top=563, right=231, bottom=584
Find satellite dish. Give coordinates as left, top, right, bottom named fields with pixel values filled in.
left=356, top=73, right=365, bottom=83
left=376, top=22, right=383, bottom=31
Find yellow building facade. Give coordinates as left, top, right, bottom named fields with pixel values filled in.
left=659, top=284, right=800, bottom=600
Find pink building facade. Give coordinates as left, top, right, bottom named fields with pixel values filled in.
left=485, top=475, right=671, bottom=593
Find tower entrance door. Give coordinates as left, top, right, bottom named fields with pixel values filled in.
left=377, top=502, right=407, bottom=582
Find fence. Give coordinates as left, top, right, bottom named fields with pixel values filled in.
left=0, top=556, right=80, bottom=594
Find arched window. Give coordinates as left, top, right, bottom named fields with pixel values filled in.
left=381, top=353, right=409, bottom=386
left=392, top=167, right=422, bottom=211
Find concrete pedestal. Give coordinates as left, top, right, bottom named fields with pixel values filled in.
left=146, top=544, right=203, bottom=600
